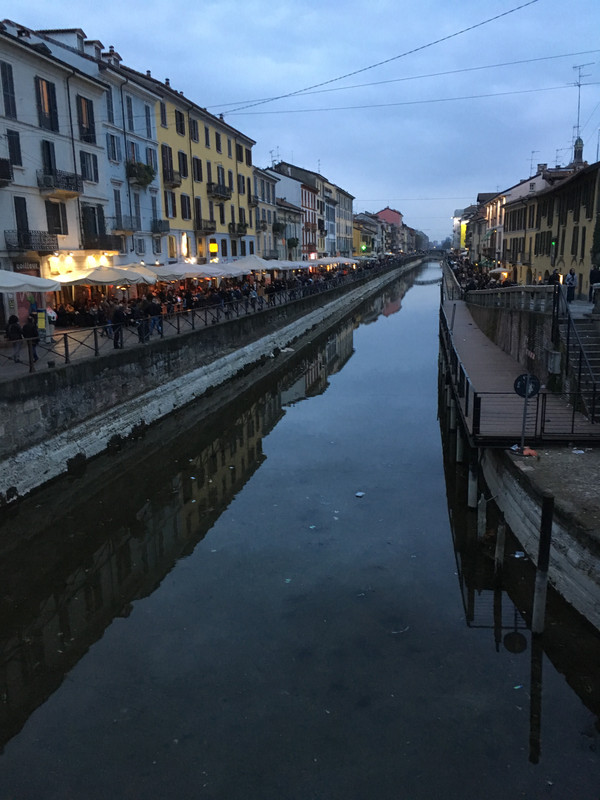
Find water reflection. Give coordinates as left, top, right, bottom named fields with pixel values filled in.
left=0, top=273, right=415, bottom=751
left=438, top=371, right=600, bottom=761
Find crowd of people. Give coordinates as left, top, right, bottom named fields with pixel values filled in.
left=5, top=255, right=409, bottom=361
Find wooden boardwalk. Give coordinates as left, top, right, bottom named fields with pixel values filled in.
left=440, top=293, right=600, bottom=447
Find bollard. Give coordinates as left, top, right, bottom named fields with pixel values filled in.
left=531, top=493, right=554, bottom=635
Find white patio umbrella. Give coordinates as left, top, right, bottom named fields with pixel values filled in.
left=55, top=266, right=156, bottom=286
left=149, top=263, right=213, bottom=281
left=227, top=254, right=271, bottom=273
left=0, top=270, right=61, bottom=292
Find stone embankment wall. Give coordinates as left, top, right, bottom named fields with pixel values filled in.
left=0, top=262, right=421, bottom=501
left=466, top=303, right=554, bottom=385
left=481, top=448, right=600, bottom=632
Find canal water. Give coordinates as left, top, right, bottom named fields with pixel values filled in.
left=1, top=259, right=600, bottom=799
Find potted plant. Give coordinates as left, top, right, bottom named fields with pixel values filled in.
left=126, top=161, right=156, bottom=188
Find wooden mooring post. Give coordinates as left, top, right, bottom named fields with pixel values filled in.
left=531, top=493, right=554, bottom=635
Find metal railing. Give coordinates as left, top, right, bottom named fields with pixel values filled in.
left=36, top=169, right=83, bottom=195
left=439, top=302, right=600, bottom=443
left=4, top=229, right=59, bottom=251
left=1, top=257, right=419, bottom=377
left=465, top=285, right=556, bottom=313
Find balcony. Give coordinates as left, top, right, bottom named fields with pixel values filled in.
left=257, top=220, right=267, bottom=232
left=228, top=222, right=248, bottom=236
left=272, top=221, right=286, bottom=235
left=5, top=229, right=58, bottom=252
left=207, top=182, right=232, bottom=200
left=264, top=249, right=279, bottom=259
left=126, top=161, right=156, bottom=188
left=108, top=215, right=141, bottom=234
left=0, top=158, right=13, bottom=187
left=37, top=169, right=83, bottom=199
left=162, top=169, right=182, bottom=188
left=248, top=194, right=259, bottom=207
left=195, top=218, right=217, bottom=235
left=81, top=232, right=123, bottom=251
left=151, top=218, right=170, bottom=234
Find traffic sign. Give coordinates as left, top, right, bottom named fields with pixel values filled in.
left=514, top=373, right=540, bottom=399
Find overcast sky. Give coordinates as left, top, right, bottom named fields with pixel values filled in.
left=10, top=0, right=600, bottom=242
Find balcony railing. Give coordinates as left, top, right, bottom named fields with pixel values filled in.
left=81, top=232, right=123, bottom=251
left=162, top=169, right=182, bottom=188
left=0, top=158, right=13, bottom=186
left=108, top=215, right=141, bottom=233
left=195, top=218, right=217, bottom=234
left=151, top=218, right=170, bottom=234
left=207, top=182, right=232, bottom=200
left=248, top=194, right=259, bottom=207
left=4, top=229, right=59, bottom=252
left=272, top=221, right=286, bottom=235
left=228, top=222, right=248, bottom=236
left=37, top=169, right=83, bottom=198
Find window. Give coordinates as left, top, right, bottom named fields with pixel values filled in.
left=241, top=240, right=246, bottom=256
left=227, top=138, right=232, bottom=158
left=217, top=165, right=225, bottom=186
left=208, top=200, right=214, bottom=221
left=145, top=105, right=152, bottom=138
left=204, top=125, right=210, bottom=147
left=45, top=201, right=68, bottom=235
left=181, top=195, right=191, bottom=220
left=7, top=130, right=21, bottom=166
left=178, top=151, right=188, bottom=179
left=106, top=88, right=114, bottom=123
left=41, top=140, right=56, bottom=173
left=571, top=226, right=579, bottom=256
left=238, top=174, right=245, bottom=194
left=106, top=133, right=122, bottom=162
left=239, top=207, right=246, bottom=224
left=194, top=197, right=202, bottom=223
left=230, top=205, right=235, bottom=224
left=168, top=235, right=177, bottom=258
left=128, top=140, right=140, bottom=163
left=161, top=143, right=174, bottom=176
left=125, top=96, right=134, bottom=131
left=219, top=203, right=225, bottom=225
left=227, top=169, right=233, bottom=190
left=1, top=62, right=17, bottom=119
left=77, top=95, right=96, bottom=143
left=152, top=237, right=162, bottom=255
left=146, top=147, right=157, bottom=172
left=249, top=240, right=254, bottom=254
left=231, top=239, right=237, bottom=257
left=160, top=102, right=167, bottom=127
left=215, top=132, right=221, bottom=152
left=221, top=239, right=228, bottom=257
left=135, top=237, right=146, bottom=255
left=581, top=226, right=587, bottom=260
left=80, top=151, right=99, bottom=182
left=113, top=188, right=122, bottom=221
left=164, top=190, right=176, bottom=218
left=190, top=118, right=199, bottom=142
left=192, top=157, right=203, bottom=182
left=236, top=143, right=243, bottom=162
left=35, top=76, right=59, bottom=131
left=245, top=148, right=252, bottom=166
left=206, top=161, right=212, bottom=183
left=175, top=109, right=185, bottom=136
left=247, top=177, right=251, bottom=197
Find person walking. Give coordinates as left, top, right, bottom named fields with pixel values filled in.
left=112, top=301, right=127, bottom=349
left=565, top=268, right=577, bottom=302
left=589, top=265, right=600, bottom=302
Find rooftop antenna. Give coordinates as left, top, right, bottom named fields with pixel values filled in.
left=529, top=150, right=539, bottom=175
left=573, top=62, right=593, bottom=138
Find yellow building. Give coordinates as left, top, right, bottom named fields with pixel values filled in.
left=122, top=68, right=256, bottom=265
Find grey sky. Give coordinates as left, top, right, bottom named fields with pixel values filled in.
left=12, top=0, right=600, bottom=241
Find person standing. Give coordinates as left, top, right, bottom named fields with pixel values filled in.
left=22, top=314, right=40, bottom=362
left=5, top=314, right=23, bottom=362
left=565, top=268, right=577, bottom=302
left=112, top=301, right=127, bottom=349
left=589, top=265, right=600, bottom=302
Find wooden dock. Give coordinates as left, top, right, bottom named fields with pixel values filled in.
left=440, top=294, right=600, bottom=447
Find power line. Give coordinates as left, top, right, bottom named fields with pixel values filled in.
left=214, top=49, right=600, bottom=108
left=229, top=84, right=589, bottom=117
left=223, top=0, right=540, bottom=114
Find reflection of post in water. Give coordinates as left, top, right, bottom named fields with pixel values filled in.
left=529, top=633, right=544, bottom=764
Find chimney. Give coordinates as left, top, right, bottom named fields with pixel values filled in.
left=537, top=163, right=547, bottom=173
left=165, top=78, right=170, bottom=87
left=146, top=70, right=151, bottom=77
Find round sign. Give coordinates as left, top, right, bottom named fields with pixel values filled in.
left=514, top=373, right=540, bottom=398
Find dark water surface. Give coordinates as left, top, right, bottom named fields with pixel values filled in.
left=1, top=260, right=600, bottom=799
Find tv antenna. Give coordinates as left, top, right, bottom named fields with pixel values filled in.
left=573, top=62, right=593, bottom=138
left=529, top=150, right=539, bottom=175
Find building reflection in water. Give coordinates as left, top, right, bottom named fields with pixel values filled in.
left=438, top=363, right=600, bottom=763
left=0, top=275, right=413, bottom=751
